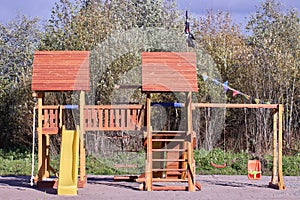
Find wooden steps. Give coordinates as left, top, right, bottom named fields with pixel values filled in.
left=141, top=130, right=198, bottom=191
left=152, top=168, right=186, bottom=172
left=137, top=177, right=188, bottom=183
left=152, top=186, right=188, bottom=191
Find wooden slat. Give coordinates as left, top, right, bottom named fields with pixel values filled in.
left=87, top=109, right=92, bottom=128
left=152, top=149, right=186, bottom=152
left=152, top=178, right=188, bottom=182
left=84, top=105, right=144, bottom=109
left=42, top=127, right=59, bottom=135
left=109, top=109, right=114, bottom=127
left=98, top=109, right=103, bottom=128
left=152, top=159, right=186, bottom=162
left=193, top=103, right=279, bottom=109
left=127, top=109, right=132, bottom=128
left=152, top=169, right=186, bottom=172
left=152, top=139, right=185, bottom=142
left=92, top=109, right=98, bottom=128
left=152, top=186, right=187, bottom=191
left=49, top=109, right=56, bottom=127
left=83, top=109, right=89, bottom=128
left=104, top=109, right=109, bottom=128
left=120, top=109, right=125, bottom=128
left=43, top=109, right=49, bottom=127
left=115, top=109, right=120, bottom=128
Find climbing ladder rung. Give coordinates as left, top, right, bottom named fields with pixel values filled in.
left=136, top=178, right=188, bottom=183
left=152, top=139, right=185, bottom=142
left=152, top=178, right=188, bottom=182
left=152, top=133, right=184, bottom=137
left=152, top=186, right=188, bottom=191
left=152, top=131, right=186, bottom=134
left=152, top=149, right=186, bottom=152
left=152, top=168, right=186, bottom=172
left=152, top=159, right=186, bottom=162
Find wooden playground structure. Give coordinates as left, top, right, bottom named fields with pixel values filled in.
left=31, top=51, right=285, bottom=195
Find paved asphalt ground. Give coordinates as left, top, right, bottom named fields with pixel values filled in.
left=0, top=175, right=299, bottom=199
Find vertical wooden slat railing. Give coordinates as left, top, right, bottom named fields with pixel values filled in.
left=40, top=105, right=60, bottom=134
left=83, top=105, right=144, bottom=131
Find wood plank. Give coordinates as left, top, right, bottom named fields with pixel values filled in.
left=84, top=105, right=144, bottom=109
left=42, top=127, right=59, bottom=135
left=43, top=109, right=49, bottom=127
left=152, top=186, right=187, bottom=191
left=109, top=109, right=114, bottom=127
left=278, top=105, right=285, bottom=190
left=193, top=103, right=279, bottom=109
left=92, top=109, right=98, bottom=128
left=120, top=109, right=125, bottom=128
left=104, top=109, right=109, bottom=128
left=146, top=93, right=152, bottom=191
left=98, top=108, right=103, bottom=128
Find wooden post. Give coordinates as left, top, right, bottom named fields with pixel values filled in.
left=271, top=109, right=278, bottom=185
left=269, top=104, right=285, bottom=190
left=37, top=92, right=49, bottom=180
left=79, top=91, right=86, bottom=183
left=146, top=93, right=152, bottom=191
left=278, top=104, right=285, bottom=190
left=186, top=92, right=195, bottom=191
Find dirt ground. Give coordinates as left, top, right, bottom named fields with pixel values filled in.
left=0, top=175, right=299, bottom=200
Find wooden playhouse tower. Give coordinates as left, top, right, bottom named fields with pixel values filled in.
left=31, top=51, right=90, bottom=190
left=138, top=52, right=199, bottom=191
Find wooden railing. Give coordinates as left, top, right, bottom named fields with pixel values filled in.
left=36, top=104, right=145, bottom=133
left=83, top=105, right=144, bottom=131
left=39, top=105, right=60, bottom=134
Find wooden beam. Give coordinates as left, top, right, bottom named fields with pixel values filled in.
left=270, top=110, right=278, bottom=185
left=152, top=186, right=187, bottom=191
left=37, top=92, right=46, bottom=181
left=193, top=103, right=278, bottom=109
left=145, top=93, right=152, bottom=191
left=186, top=92, right=195, bottom=192
left=79, top=91, right=86, bottom=184
left=278, top=105, right=285, bottom=190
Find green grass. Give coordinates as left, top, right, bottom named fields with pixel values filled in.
left=0, top=149, right=299, bottom=176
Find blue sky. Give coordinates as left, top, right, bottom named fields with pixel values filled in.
left=0, top=0, right=299, bottom=25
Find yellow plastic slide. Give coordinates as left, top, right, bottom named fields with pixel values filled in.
left=58, top=125, right=79, bottom=195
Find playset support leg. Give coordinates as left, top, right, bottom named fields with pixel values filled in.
left=145, top=92, right=152, bottom=191
left=277, top=104, right=285, bottom=189
left=79, top=91, right=86, bottom=184
left=269, top=105, right=285, bottom=190
left=36, top=92, right=50, bottom=181
left=271, top=109, right=278, bottom=184
left=186, top=92, right=195, bottom=192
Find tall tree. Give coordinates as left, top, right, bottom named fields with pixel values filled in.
left=193, top=10, right=251, bottom=151
left=0, top=15, right=42, bottom=149
left=246, top=0, right=300, bottom=151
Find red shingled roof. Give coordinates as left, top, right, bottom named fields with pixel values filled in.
left=142, top=52, right=198, bottom=92
left=31, top=51, right=90, bottom=91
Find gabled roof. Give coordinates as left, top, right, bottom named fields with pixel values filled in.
left=31, top=51, right=90, bottom=91
left=142, top=52, right=198, bottom=93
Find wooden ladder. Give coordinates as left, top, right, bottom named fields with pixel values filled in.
left=140, top=131, right=200, bottom=191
